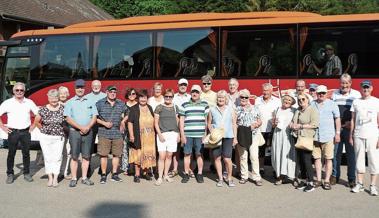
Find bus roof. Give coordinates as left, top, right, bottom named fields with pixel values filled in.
left=11, top=12, right=379, bottom=38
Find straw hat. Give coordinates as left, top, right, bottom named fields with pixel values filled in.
left=204, top=128, right=224, bottom=148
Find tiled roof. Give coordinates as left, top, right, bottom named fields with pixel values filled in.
left=0, top=0, right=113, bottom=27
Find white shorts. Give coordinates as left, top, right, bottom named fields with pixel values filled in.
left=354, top=136, right=379, bottom=174
left=157, top=131, right=178, bottom=152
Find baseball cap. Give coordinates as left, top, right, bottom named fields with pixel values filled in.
left=191, top=85, right=202, bottom=93
left=75, top=79, right=85, bottom=87
left=360, top=80, right=372, bottom=88
left=178, top=78, right=188, bottom=85
left=107, top=85, right=117, bottom=91
left=316, top=85, right=328, bottom=93
left=309, top=83, right=318, bottom=91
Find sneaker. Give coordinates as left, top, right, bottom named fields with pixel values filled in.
left=24, top=174, right=33, bottom=182
left=6, top=174, right=14, bottom=184
left=181, top=173, right=190, bottom=183
left=228, top=180, right=236, bottom=187
left=216, top=180, right=223, bottom=187
left=296, top=181, right=307, bottom=190
left=348, top=180, right=356, bottom=189
left=134, top=176, right=140, bottom=183
left=369, top=185, right=378, bottom=196
left=143, top=173, right=152, bottom=181
left=111, top=174, right=123, bottom=182
left=155, top=178, right=163, bottom=186
left=351, top=183, right=364, bottom=193
left=69, top=179, right=77, bottom=187
left=304, top=184, right=315, bottom=193
left=100, top=175, right=107, bottom=184
left=81, top=178, right=94, bottom=186
left=196, top=174, right=204, bottom=183
left=164, top=176, right=173, bottom=183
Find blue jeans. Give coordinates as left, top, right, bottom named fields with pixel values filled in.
left=332, top=128, right=355, bottom=182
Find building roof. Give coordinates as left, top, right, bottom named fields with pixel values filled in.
left=0, top=0, right=113, bottom=27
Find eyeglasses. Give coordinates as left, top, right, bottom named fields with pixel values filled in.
left=203, top=83, right=211, bottom=86
left=179, top=83, right=188, bottom=87
left=164, top=96, right=173, bottom=99
left=14, top=89, right=25, bottom=93
left=75, top=86, right=84, bottom=89
left=129, top=92, right=136, bottom=96
left=240, top=96, right=249, bottom=99
left=298, top=98, right=307, bottom=102
left=191, top=90, right=200, bottom=94
left=317, top=92, right=326, bottom=95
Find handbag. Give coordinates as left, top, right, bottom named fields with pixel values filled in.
left=237, top=126, right=252, bottom=148
left=295, top=136, right=314, bottom=151
left=252, top=131, right=265, bottom=147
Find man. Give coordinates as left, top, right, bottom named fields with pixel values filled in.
left=311, top=85, right=341, bottom=190
left=171, top=78, right=191, bottom=177
left=350, top=80, right=379, bottom=196
left=200, top=75, right=217, bottom=108
left=314, top=44, right=342, bottom=76
left=180, top=85, right=209, bottom=184
left=292, top=79, right=313, bottom=108
left=0, top=82, right=38, bottom=184
left=331, top=73, right=361, bottom=187
left=96, top=86, right=128, bottom=184
left=255, top=83, right=281, bottom=176
left=64, top=79, right=98, bottom=187
left=228, top=78, right=240, bottom=107
left=308, top=83, right=318, bottom=101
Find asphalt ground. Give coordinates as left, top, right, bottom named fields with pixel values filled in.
left=0, top=149, right=378, bottom=218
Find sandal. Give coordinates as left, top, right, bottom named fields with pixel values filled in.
left=168, top=170, right=178, bottom=178
left=323, top=182, right=332, bottom=190
left=255, top=180, right=263, bottom=186
left=239, top=178, right=248, bottom=184
left=189, top=170, right=195, bottom=178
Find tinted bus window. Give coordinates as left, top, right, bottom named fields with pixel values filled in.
left=222, top=26, right=297, bottom=78
left=94, top=32, right=153, bottom=79
left=157, top=29, right=217, bottom=78
left=301, top=24, right=379, bottom=78
left=3, top=57, right=30, bottom=100
left=32, top=35, right=90, bottom=80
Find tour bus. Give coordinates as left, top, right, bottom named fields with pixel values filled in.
left=1, top=11, right=379, bottom=105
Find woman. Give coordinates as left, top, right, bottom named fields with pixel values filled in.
left=271, top=95, right=296, bottom=185
left=58, top=86, right=71, bottom=179
left=208, top=90, right=238, bottom=187
left=290, top=94, right=319, bottom=192
left=32, top=89, right=65, bottom=187
left=148, top=82, right=164, bottom=111
left=121, top=88, right=138, bottom=175
left=154, top=89, right=179, bottom=185
left=236, top=89, right=263, bottom=186
left=128, top=89, right=156, bottom=183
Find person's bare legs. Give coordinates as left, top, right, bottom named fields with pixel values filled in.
left=158, top=151, right=166, bottom=179
left=53, top=173, right=59, bottom=186
left=370, top=174, right=377, bottom=185
left=81, top=158, right=90, bottom=179
left=164, top=152, right=173, bottom=178
left=184, top=154, right=191, bottom=174
left=100, top=156, right=107, bottom=175
left=47, top=173, right=53, bottom=187
left=196, top=154, right=203, bottom=175
left=70, top=159, right=78, bottom=180
left=315, top=158, right=322, bottom=182
left=135, top=164, right=141, bottom=177
left=214, top=155, right=223, bottom=180
left=224, top=157, right=233, bottom=181
left=324, top=159, right=333, bottom=183
left=112, top=156, right=119, bottom=174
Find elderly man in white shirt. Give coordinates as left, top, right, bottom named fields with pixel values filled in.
left=0, top=82, right=39, bottom=184
left=255, top=83, right=281, bottom=175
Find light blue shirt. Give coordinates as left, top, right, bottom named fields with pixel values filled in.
left=64, top=95, right=98, bottom=126
left=210, top=105, right=234, bottom=138
left=85, top=92, right=106, bottom=106
left=311, top=99, right=340, bottom=143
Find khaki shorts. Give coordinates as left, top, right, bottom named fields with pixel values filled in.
left=97, top=137, right=123, bottom=157
left=312, top=141, right=334, bottom=159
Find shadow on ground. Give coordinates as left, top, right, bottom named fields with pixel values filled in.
left=86, top=202, right=147, bottom=218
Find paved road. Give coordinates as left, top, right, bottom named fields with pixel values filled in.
left=0, top=150, right=378, bottom=218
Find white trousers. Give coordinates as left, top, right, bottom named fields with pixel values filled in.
left=237, top=144, right=261, bottom=181
left=354, top=136, right=379, bottom=174
left=40, top=133, right=65, bottom=175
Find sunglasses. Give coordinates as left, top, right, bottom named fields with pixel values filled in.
left=129, top=92, right=136, bottom=96
left=203, top=83, right=211, bottom=86
left=179, top=83, right=188, bottom=87
left=164, top=95, right=173, bottom=99
left=75, top=86, right=85, bottom=89
left=14, top=89, right=25, bottom=92
left=317, top=92, right=327, bottom=95
left=362, top=85, right=370, bottom=89
left=298, top=98, right=307, bottom=102
left=240, top=96, right=249, bottom=99
left=191, top=90, right=200, bottom=94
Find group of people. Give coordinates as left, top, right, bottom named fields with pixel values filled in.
left=0, top=73, right=378, bottom=196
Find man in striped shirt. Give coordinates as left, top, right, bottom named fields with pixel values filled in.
left=179, top=85, right=209, bottom=184
left=331, top=73, right=361, bottom=187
